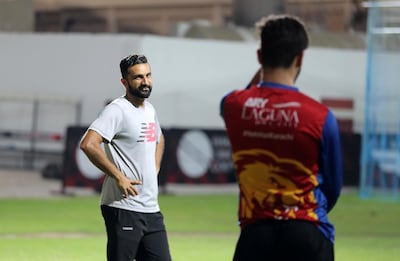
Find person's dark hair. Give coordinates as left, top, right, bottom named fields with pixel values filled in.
left=120, top=54, right=148, bottom=79
left=256, top=14, right=309, bottom=68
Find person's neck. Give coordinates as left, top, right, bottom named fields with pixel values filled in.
left=125, top=95, right=145, bottom=108
left=261, top=68, right=296, bottom=86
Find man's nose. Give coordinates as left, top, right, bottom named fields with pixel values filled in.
left=142, top=76, right=150, bottom=85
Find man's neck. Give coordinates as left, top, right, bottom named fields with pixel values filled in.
left=125, top=95, right=145, bottom=107
left=261, top=68, right=296, bottom=86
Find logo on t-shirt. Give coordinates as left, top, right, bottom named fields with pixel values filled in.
left=138, top=122, right=157, bottom=142
left=242, top=97, right=301, bottom=127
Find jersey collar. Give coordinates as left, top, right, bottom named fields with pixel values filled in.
left=258, top=81, right=299, bottom=92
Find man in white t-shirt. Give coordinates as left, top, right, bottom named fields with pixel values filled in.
left=80, top=54, right=172, bottom=261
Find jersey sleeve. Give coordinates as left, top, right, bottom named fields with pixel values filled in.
left=220, top=92, right=231, bottom=119
left=319, top=110, right=343, bottom=212
left=89, top=103, right=123, bottom=142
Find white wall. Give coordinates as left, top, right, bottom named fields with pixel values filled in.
left=142, top=35, right=260, bottom=129
left=0, top=33, right=142, bottom=131
left=299, top=47, right=367, bottom=132
left=0, top=32, right=367, bottom=136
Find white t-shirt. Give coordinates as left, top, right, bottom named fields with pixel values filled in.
left=89, top=96, right=162, bottom=213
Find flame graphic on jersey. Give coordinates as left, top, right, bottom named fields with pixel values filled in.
left=233, top=149, right=319, bottom=222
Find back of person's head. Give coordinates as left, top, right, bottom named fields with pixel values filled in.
left=256, top=14, right=309, bottom=69
left=120, top=54, right=148, bottom=78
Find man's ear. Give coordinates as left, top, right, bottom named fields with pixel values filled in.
left=120, top=78, right=128, bottom=88
left=257, top=49, right=262, bottom=65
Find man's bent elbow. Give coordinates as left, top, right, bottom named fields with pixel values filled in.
left=79, top=137, right=93, bottom=155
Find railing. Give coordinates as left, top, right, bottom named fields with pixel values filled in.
left=0, top=130, right=64, bottom=170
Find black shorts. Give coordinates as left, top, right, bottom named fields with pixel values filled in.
left=233, top=219, right=334, bottom=261
left=101, top=205, right=172, bottom=261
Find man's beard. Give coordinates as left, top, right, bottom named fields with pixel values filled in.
left=128, top=83, right=152, bottom=99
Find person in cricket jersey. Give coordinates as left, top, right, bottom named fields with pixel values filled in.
left=220, top=15, right=343, bottom=261
left=80, top=54, right=171, bottom=261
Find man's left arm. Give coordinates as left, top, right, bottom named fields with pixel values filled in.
left=320, top=111, right=343, bottom=212
left=155, top=133, right=165, bottom=175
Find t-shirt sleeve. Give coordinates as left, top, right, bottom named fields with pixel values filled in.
left=319, top=110, right=343, bottom=212
left=89, top=104, right=123, bottom=142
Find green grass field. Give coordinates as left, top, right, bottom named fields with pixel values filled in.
left=0, top=192, right=399, bottom=260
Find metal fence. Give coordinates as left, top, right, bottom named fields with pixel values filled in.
left=360, top=0, right=400, bottom=200
left=0, top=95, right=81, bottom=172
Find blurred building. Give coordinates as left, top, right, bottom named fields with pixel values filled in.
left=231, top=0, right=367, bottom=49
left=285, top=0, right=367, bottom=32
left=232, top=0, right=367, bottom=32
left=34, top=0, right=233, bottom=34
left=0, top=0, right=34, bottom=32
left=232, top=0, right=284, bottom=27
left=0, top=0, right=368, bottom=48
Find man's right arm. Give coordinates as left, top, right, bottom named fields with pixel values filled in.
left=80, top=129, right=141, bottom=196
left=247, top=68, right=262, bottom=87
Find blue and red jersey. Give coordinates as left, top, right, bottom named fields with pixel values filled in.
left=220, top=82, right=343, bottom=243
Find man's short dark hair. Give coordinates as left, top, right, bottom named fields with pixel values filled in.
left=120, top=54, right=148, bottom=78
left=256, top=14, right=309, bottom=68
